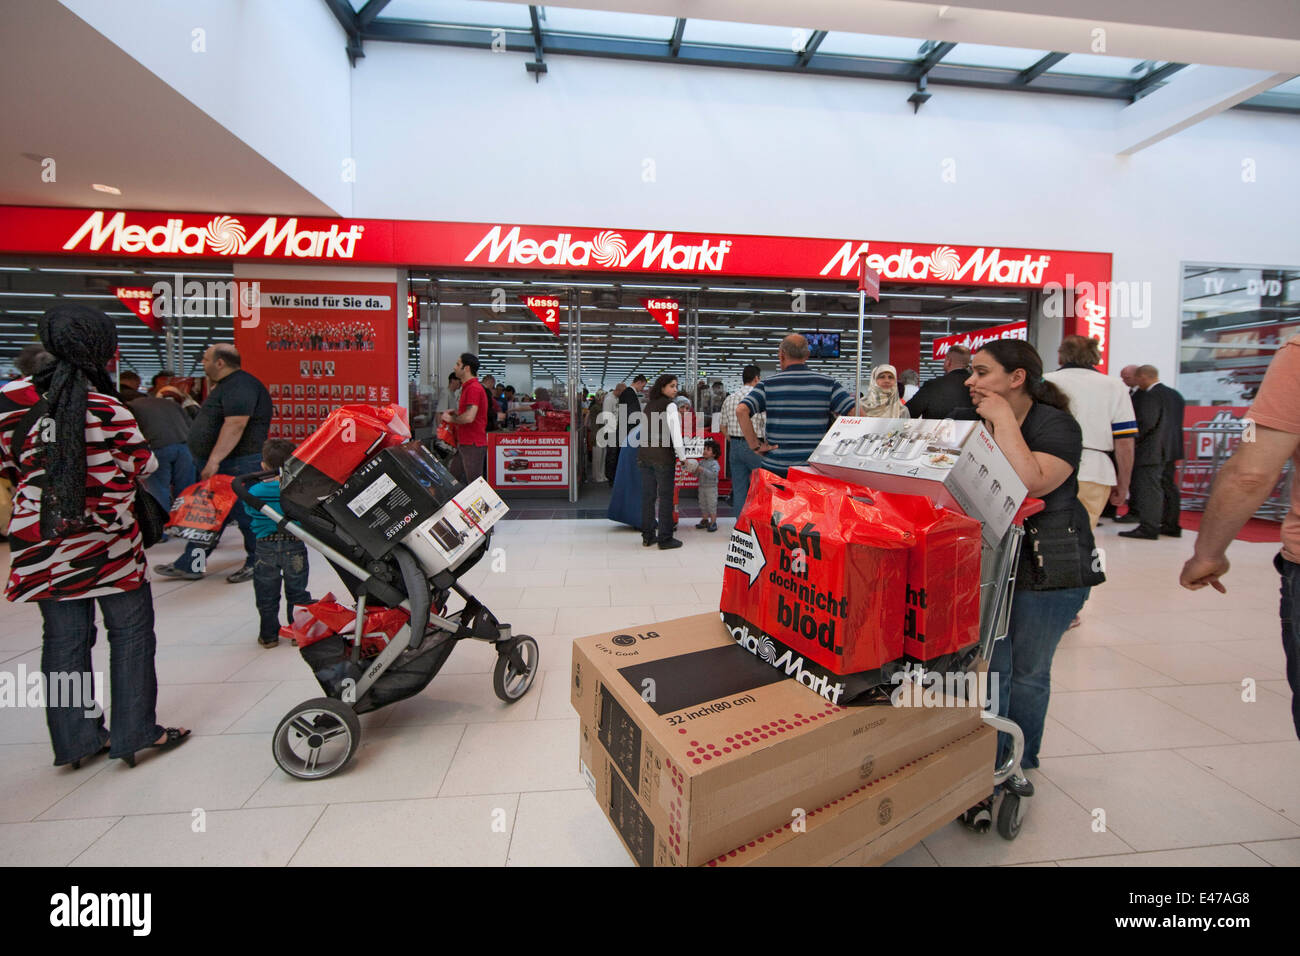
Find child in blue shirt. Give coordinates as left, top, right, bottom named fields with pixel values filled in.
left=245, top=439, right=313, bottom=648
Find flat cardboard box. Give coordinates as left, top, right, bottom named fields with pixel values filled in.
left=808, top=417, right=1027, bottom=545
left=572, top=613, right=982, bottom=867
left=707, top=724, right=994, bottom=867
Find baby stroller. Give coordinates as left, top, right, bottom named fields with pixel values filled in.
left=231, top=406, right=538, bottom=780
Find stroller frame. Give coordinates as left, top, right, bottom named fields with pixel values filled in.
left=231, top=469, right=539, bottom=779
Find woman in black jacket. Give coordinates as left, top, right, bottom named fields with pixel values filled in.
left=965, top=340, right=1105, bottom=794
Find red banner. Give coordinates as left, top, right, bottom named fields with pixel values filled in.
left=521, top=294, right=562, bottom=335
left=113, top=286, right=163, bottom=333
left=407, top=292, right=418, bottom=332
left=234, top=279, right=399, bottom=442
left=643, top=297, right=680, bottom=338
left=858, top=256, right=880, bottom=301
left=932, top=320, right=1028, bottom=359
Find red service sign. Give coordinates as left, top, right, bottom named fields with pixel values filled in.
left=857, top=257, right=880, bottom=301
left=489, top=432, right=570, bottom=488
left=521, top=295, right=562, bottom=335
left=234, top=279, right=399, bottom=443
left=113, top=286, right=162, bottom=332
left=643, top=297, right=680, bottom=338
left=932, top=320, right=1028, bottom=359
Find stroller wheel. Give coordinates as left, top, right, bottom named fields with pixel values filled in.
left=272, top=697, right=361, bottom=780
left=997, top=791, right=1026, bottom=840
left=493, top=635, right=539, bottom=703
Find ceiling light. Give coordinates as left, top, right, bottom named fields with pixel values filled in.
left=91, top=184, right=122, bottom=195
left=39, top=267, right=138, bottom=275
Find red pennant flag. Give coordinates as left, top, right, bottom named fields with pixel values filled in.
left=642, top=298, right=680, bottom=339
left=113, top=287, right=163, bottom=333
left=857, top=255, right=880, bottom=302
left=521, top=295, right=562, bottom=336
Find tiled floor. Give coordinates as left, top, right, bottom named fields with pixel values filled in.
left=0, top=516, right=1296, bottom=867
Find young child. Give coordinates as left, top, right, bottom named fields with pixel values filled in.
left=245, top=439, right=313, bottom=648
left=694, top=438, right=722, bottom=532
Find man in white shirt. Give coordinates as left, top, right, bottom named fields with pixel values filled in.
left=1044, top=335, right=1137, bottom=528
left=719, top=364, right=767, bottom=515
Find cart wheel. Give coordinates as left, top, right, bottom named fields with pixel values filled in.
left=272, top=697, right=361, bottom=780
left=493, top=635, right=539, bottom=703
left=997, top=791, right=1026, bottom=840
left=959, top=798, right=993, bottom=833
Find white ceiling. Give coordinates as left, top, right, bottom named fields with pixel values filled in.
left=0, top=0, right=334, bottom=215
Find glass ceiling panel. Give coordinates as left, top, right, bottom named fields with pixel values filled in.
left=683, top=18, right=812, bottom=51
left=538, top=8, right=676, bottom=40
left=380, top=0, right=533, bottom=27
left=943, top=43, right=1051, bottom=71
left=1046, top=53, right=1161, bottom=78
left=817, top=32, right=926, bottom=60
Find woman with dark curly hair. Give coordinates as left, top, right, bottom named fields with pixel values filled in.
left=0, top=304, right=188, bottom=770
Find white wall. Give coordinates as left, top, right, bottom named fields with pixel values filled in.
left=59, top=0, right=354, bottom=215
left=348, top=43, right=1300, bottom=379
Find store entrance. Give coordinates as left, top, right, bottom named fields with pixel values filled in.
left=404, top=271, right=1034, bottom=513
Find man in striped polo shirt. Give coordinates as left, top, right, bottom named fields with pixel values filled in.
left=736, top=334, right=856, bottom=477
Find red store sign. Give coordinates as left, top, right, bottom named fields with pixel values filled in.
left=0, top=205, right=1113, bottom=366
left=933, top=320, right=1029, bottom=359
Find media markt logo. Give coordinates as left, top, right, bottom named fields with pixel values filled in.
left=464, top=225, right=734, bottom=272
left=62, top=211, right=365, bottom=258
left=723, top=615, right=845, bottom=705
left=819, top=241, right=1050, bottom=285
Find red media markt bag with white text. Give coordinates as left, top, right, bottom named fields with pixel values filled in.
left=720, top=468, right=914, bottom=701
left=165, top=475, right=237, bottom=549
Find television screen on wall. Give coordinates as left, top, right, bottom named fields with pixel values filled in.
left=806, top=332, right=841, bottom=359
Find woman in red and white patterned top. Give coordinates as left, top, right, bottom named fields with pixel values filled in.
left=0, top=305, right=188, bottom=769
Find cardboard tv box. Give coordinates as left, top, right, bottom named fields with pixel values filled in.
left=706, top=724, right=994, bottom=867
left=571, top=613, right=982, bottom=867
left=808, top=417, right=1027, bottom=545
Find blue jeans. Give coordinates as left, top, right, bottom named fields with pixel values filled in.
left=37, top=585, right=162, bottom=764
left=990, top=586, right=1090, bottom=770
left=1274, top=553, right=1300, bottom=739
left=638, top=459, right=676, bottom=543
left=253, top=538, right=313, bottom=641
left=143, top=442, right=196, bottom=515
left=172, top=451, right=262, bottom=573
left=728, top=437, right=764, bottom=516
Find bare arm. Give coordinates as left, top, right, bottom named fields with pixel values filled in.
left=1111, top=436, right=1134, bottom=503
left=736, top=404, right=776, bottom=455
left=1181, top=424, right=1298, bottom=591
left=978, top=402, right=1073, bottom=497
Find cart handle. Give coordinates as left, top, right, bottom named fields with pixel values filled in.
left=1010, top=498, right=1045, bottom=526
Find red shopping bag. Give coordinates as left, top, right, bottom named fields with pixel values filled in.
left=437, top=421, right=457, bottom=447
left=720, top=468, right=914, bottom=696
left=281, top=592, right=410, bottom=658
left=165, top=475, right=237, bottom=548
left=281, top=404, right=411, bottom=509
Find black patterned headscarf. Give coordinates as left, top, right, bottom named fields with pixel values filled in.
left=32, top=304, right=119, bottom=538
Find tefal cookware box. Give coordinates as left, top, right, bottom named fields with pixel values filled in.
left=808, top=417, right=1027, bottom=545
left=571, top=613, right=982, bottom=867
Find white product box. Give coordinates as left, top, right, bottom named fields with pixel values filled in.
left=807, top=417, right=1027, bottom=545
left=404, top=478, right=508, bottom=575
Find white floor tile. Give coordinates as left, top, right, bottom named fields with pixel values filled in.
left=1244, top=838, right=1300, bottom=866
left=1112, top=643, right=1262, bottom=685
left=1050, top=646, right=1178, bottom=692
left=1057, top=844, right=1270, bottom=867
left=519, top=585, right=611, bottom=609
left=1211, top=638, right=1288, bottom=679
left=881, top=841, right=938, bottom=867
left=1144, top=683, right=1297, bottom=743
left=0, top=817, right=119, bottom=866
left=383, top=672, right=541, bottom=726
left=1047, top=689, right=1236, bottom=752
left=506, top=789, right=633, bottom=867
left=439, top=718, right=583, bottom=796
left=0, top=744, right=113, bottom=822
left=1038, top=750, right=1300, bottom=851
left=534, top=669, right=577, bottom=721
left=72, top=806, right=325, bottom=866
left=1175, top=741, right=1300, bottom=825
left=290, top=794, right=516, bottom=867
left=1038, top=716, right=1102, bottom=758
left=155, top=681, right=277, bottom=736
left=552, top=606, right=656, bottom=638
left=246, top=723, right=466, bottom=808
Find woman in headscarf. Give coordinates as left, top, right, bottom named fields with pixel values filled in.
left=0, top=304, right=188, bottom=770
left=860, top=365, right=909, bottom=419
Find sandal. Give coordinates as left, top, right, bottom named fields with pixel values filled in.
left=121, top=727, right=191, bottom=768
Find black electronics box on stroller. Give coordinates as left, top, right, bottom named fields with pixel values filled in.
left=232, top=404, right=538, bottom=781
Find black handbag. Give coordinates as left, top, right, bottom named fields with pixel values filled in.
left=1018, top=506, right=1106, bottom=591
left=7, top=397, right=168, bottom=548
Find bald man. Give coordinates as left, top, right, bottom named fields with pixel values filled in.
left=736, top=333, right=856, bottom=477
left=1116, top=363, right=1166, bottom=538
